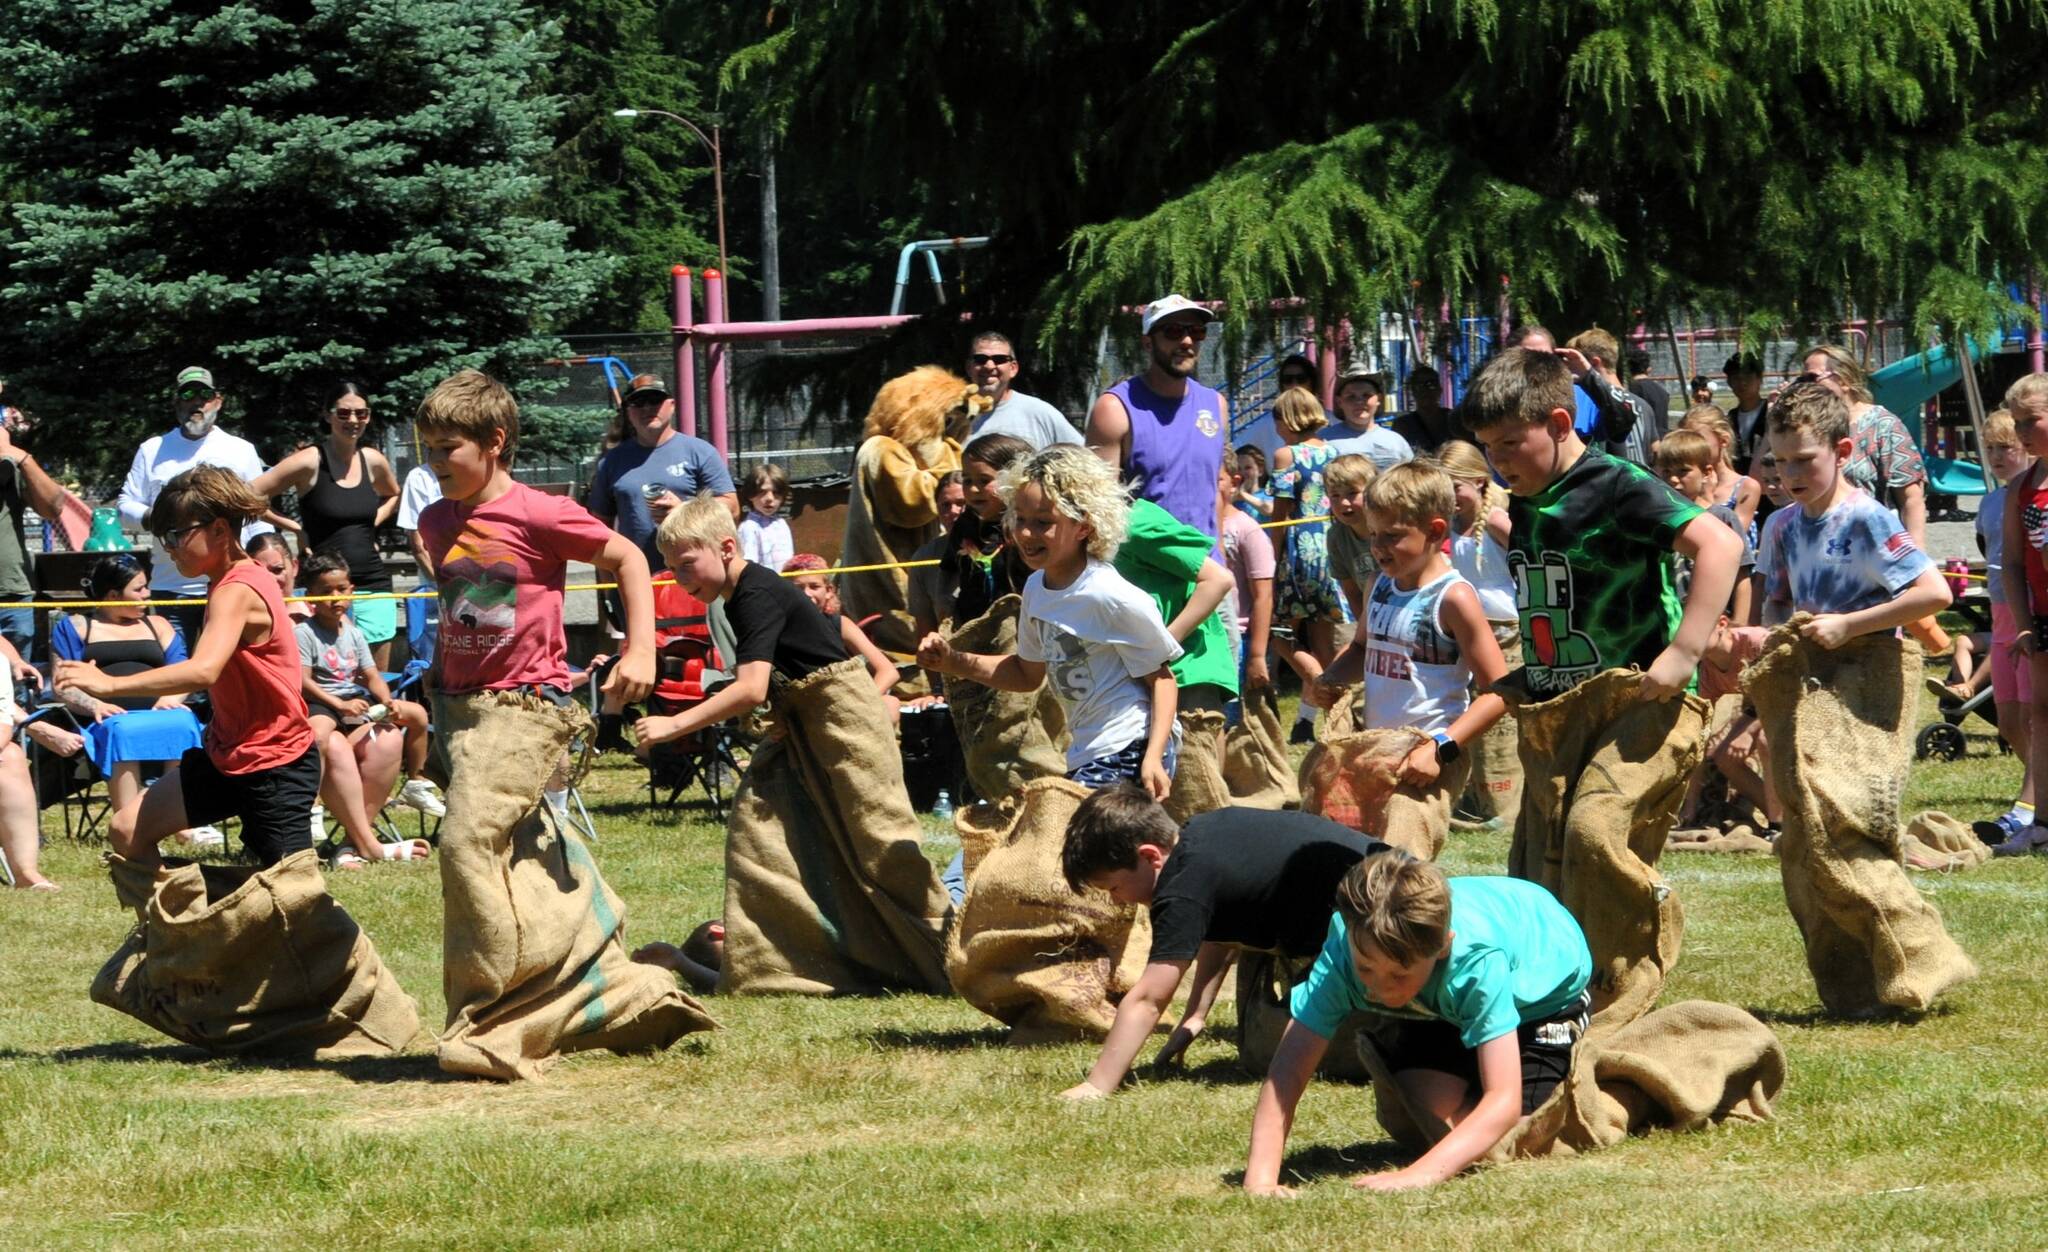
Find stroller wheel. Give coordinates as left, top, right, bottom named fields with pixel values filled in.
left=1915, top=721, right=1967, bottom=761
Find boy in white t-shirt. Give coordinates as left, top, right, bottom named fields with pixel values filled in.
left=920, top=446, right=1182, bottom=796
left=1309, top=463, right=1509, bottom=813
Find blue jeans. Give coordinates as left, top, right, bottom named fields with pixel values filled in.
left=0, top=605, right=31, bottom=659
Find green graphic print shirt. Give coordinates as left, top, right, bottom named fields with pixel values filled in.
left=1507, top=449, right=1703, bottom=698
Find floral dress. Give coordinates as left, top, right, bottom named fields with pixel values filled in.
left=1271, top=440, right=1348, bottom=625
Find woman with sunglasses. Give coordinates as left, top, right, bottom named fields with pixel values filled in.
left=253, top=382, right=402, bottom=668
left=48, top=555, right=213, bottom=844
left=1794, top=345, right=1929, bottom=550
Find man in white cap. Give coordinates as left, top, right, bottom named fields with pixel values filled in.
left=117, top=366, right=271, bottom=647
left=965, top=331, right=1081, bottom=449
left=1087, top=294, right=1230, bottom=539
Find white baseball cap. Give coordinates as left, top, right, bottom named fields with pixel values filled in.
left=1140, top=294, right=1220, bottom=335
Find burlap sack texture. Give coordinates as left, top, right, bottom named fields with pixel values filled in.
left=1358, top=1000, right=1785, bottom=1161
left=944, top=778, right=1152, bottom=1042
left=1457, top=625, right=1524, bottom=828
left=1235, top=948, right=1371, bottom=1082
left=1297, top=690, right=1472, bottom=860
left=436, top=692, right=715, bottom=1080
left=1164, top=708, right=1231, bottom=825
left=724, top=657, right=954, bottom=996
left=92, top=850, right=420, bottom=1059
left=1743, top=622, right=1977, bottom=1016
left=942, top=594, right=1068, bottom=805
left=1222, top=684, right=1299, bottom=810
left=1902, top=811, right=1991, bottom=872
left=1500, top=668, right=1705, bottom=1036
left=1668, top=826, right=1776, bottom=855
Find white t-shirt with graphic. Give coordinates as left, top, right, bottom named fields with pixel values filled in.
left=1016, top=559, right=1183, bottom=769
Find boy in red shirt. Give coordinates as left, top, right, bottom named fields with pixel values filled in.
left=58, top=467, right=318, bottom=868
left=415, top=370, right=711, bottom=1080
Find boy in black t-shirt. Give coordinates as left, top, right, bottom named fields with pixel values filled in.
left=1053, top=783, right=1390, bottom=1100
left=633, top=493, right=849, bottom=749
left=1464, top=348, right=1742, bottom=1027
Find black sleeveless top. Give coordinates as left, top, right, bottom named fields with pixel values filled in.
left=300, top=446, right=391, bottom=590
left=82, top=616, right=169, bottom=712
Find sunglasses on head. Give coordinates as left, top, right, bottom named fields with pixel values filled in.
left=969, top=353, right=1014, bottom=366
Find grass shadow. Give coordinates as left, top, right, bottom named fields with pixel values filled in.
left=1745, top=1002, right=1955, bottom=1029
left=1140, top=1055, right=1261, bottom=1088
left=859, top=1026, right=1012, bottom=1052
left=1218, top=1139, right=1412, bottom=1188
left=3, top=1041, right=470, bottom=1084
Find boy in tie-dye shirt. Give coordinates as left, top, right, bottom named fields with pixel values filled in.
left=1757, top=379, right=1949, bottom=644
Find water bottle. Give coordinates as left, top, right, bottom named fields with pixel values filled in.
left=931, top=788, right=953, bottom=820
left=1944, top=559, right=1969, bottom=599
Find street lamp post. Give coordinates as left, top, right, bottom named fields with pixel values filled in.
left=613, top=107, right=727, bottom=277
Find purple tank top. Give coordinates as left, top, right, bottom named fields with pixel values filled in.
left=1108, top=374, right=1227, bottom=539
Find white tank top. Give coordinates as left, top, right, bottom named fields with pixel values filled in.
left=1361, top=569, right=1471, bottom=736
left=1451, top=531, right=1518, bottom=624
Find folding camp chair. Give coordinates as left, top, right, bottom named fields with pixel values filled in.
left=632, top=581, right=748, bottom=821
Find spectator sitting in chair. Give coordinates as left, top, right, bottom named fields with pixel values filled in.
left=295, top=554, right=441, bottom=868
left=46, top=555, right=219, bottom=849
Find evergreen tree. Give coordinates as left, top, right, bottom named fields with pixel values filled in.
left=718, top=0, right=2048, bottom=370
left=543, top=0, right=720, bottom=332
left=0, top=0, right=609, bottom=475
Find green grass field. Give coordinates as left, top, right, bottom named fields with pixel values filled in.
left=4, top=682, right=2047, bottom=1250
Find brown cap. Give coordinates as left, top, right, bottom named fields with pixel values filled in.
left=623, top=374, right=669, bottom=405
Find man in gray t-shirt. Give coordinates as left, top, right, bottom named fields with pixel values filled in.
left=965, top=331, right=1082, bottom=449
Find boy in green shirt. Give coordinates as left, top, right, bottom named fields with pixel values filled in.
left=1114, top=497, right=1236, bottom=711
left=1244, top=854, right=1592, bottom=1194
left=1464, top=347, right=1741, bottom=1027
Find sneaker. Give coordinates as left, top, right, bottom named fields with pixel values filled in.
left=182, top=824, right=226, bottom=849
left=1289, top=720, right=1316, bottom=746
left=397, top=778, right=447, bottom=818
left=1991, top=824, right=2048, bottom=858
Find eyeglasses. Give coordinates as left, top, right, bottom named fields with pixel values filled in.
left=156, top=523, right=205, bottom=550
left=625, top=395, right=664, bottom=409
left=968, top=353, right=1014, bottom=367
left=176, top=387, right=212, bottom=401
left=1155, top=323, right=1208, bottom=342
left=333, top=407, right=371, bottom=420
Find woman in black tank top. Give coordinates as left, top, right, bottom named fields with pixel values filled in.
left=50, top=555, right=195, bottom=818
left=252, top=381, right=402, bottom=665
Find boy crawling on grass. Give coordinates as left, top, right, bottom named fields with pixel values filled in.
left=1243, top=854, right=1592, bottom=1196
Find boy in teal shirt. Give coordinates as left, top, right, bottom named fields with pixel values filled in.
left=1244, top=854, right=1592, bottom=1196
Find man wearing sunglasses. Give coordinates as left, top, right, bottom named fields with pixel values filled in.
left=116, top=366, right=271, bottom=647
left=1088, top=294, right=1230, bottom=539
left=964, top=332, right=1081, bottom=449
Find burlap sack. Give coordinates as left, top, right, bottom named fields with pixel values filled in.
left=1743, top=623, right=1977, bottom=1015
left=1902, top=811, right=1991, bottom=872
left=1501, top=669, right=1705, bottom=1035
left=724, top=658, right=953, bottom=996
left=1358, top=1000, right=1784, bottom=1161
left=435, top=692, right=715, bottom=1080
left=1667, top=825, right=1776, bottom=855
left=91, top=850, right=419, bottom=1059
left=943, top=594, right=1068, bottom=804
left=1222, top=684, right=1299, bottom=810
left=1234, top=948, right=1371, bottom=1081
left=1164, top=708, right=1231, bottom=825
left=1459, top=625, right=1525, bottom=826
left=1297, top=691, right=1472, bottom=860
left=944, top=778, right=1151, bottom=1042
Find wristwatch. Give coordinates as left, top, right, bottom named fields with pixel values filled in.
left=1432, top=731, right=1461, bottom=765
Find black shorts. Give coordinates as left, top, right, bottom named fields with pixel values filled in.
left=176, top=742, right=323, bottom=867
left=1370, top=990, right=1592, bottom=1116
